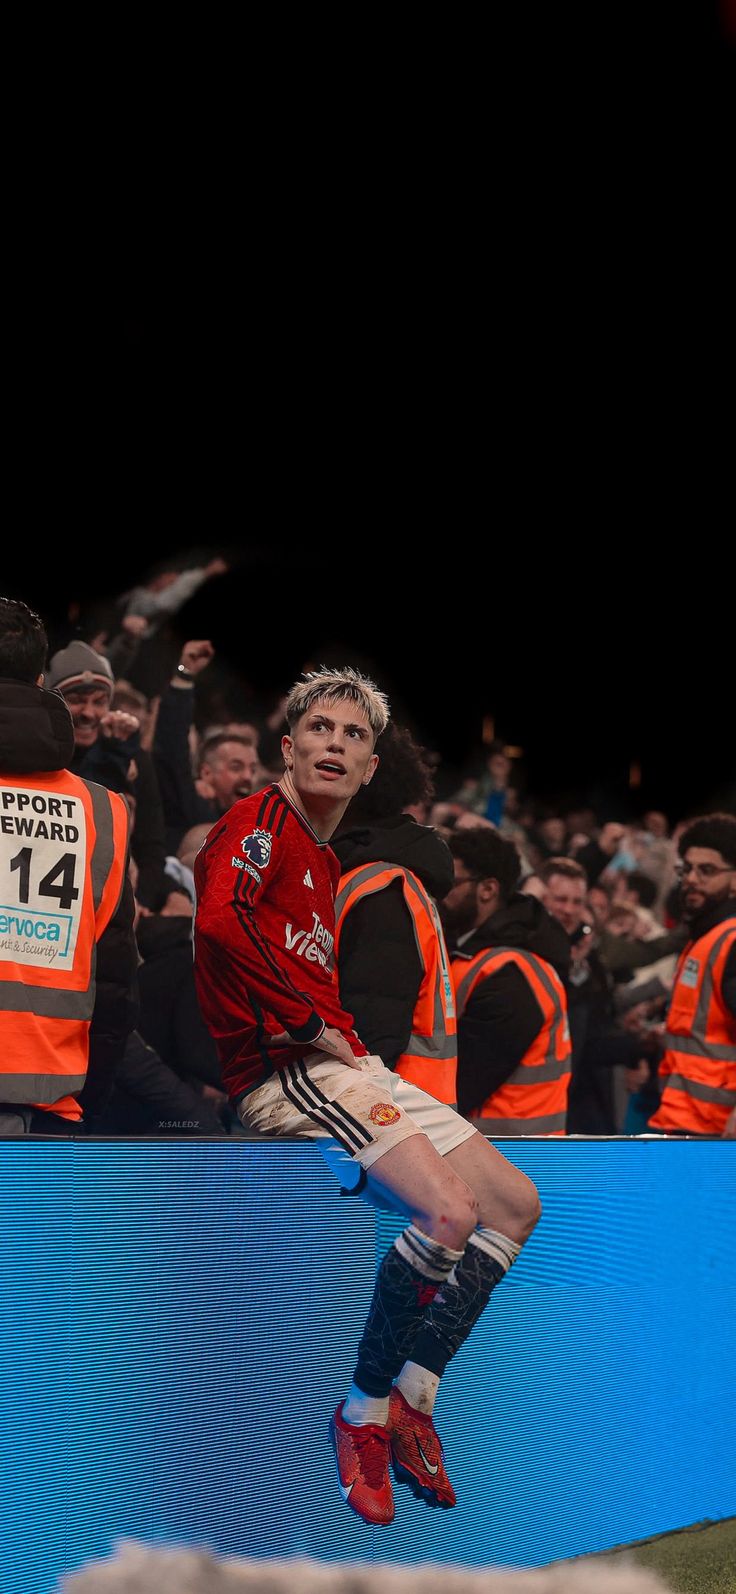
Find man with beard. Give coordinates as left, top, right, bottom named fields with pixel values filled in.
left=443, top=829, right=572, bottom=1133
left=648, top=813, right=736, bottom=1138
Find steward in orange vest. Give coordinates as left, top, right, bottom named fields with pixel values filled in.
left=335, top=859, right=457, bottom=1103
left=442, top=828, right=571, bottom=1134
left=332, top=729, right=457, bottom=1105
left=648, top=814, right=736, bottom=1139
left=0, top=598, right=138, bottom=1132
left=452, top=946, right=571, bottom=1133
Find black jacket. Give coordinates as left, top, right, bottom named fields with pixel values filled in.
left=71, top=736, right=168, bottom=912
left=152, top=683, right=218, bottom=853
left=136, top=913, right=222, bottom=1088
left=332, top=815, right=453, bottom=1068
left=450, top=895, right=571, bottom=1118
left=0, top=678, right=138, bottom=1124
left=565, top=940, right=647, bottom=1134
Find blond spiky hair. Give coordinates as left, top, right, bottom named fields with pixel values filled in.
left=284, top=666, right=390, bottom=739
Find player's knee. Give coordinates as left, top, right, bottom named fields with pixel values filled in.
left=493, top=1170, right=540, bottom=1241
left=425, top=1184, right=478, bottom=1249
left=518, top=1175, right=541, bottom=1238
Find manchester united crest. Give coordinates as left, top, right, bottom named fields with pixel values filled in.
left=369, top=1102, right=401, bottom=1126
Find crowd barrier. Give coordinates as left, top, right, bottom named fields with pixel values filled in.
left=1, top=1137, right=734, bottom=1594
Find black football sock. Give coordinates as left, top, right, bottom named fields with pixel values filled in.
left=407, top=1226, right=521, bottom=1383
left=351, top=1225, right=464, bottom=1400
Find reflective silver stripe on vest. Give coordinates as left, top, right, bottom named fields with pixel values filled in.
left=0, top=779, right=116, bottom=1099
left=87, top=780, right=116, bottom=912
left=0, top=983, right=95, bottom=1018
left=334, top=864, right=388, bottom=923
left=492, top=1056, right=569, bottom=1084
left=402, top=871, right=454, bottom=1057
left=456, top=946, right=568, bottom=1088
left=660, top=1070, right=736, bottom=1107
left=521, top=949, right=569, bottom=1071
left=405, top=1031, right=458, bottom=1060
left=337, top=864, right=454, bottom=1061
left=454, top=959, right=485, bottom=1017
left=476, top=1111, right=567, bottom=1135
left=683, top=922, right=736, bottom=1059
left=0, top=1072, right=88, bottom=1103
left=455, top=947, right=569, bottom=1125
left=664, top=1030, right=736, bottom=1063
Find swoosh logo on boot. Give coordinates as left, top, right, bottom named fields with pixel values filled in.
left=415, top=1439, right=439, bottom=1476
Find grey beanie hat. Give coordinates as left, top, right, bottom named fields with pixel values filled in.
left=46, top=640, right=114, bottom=698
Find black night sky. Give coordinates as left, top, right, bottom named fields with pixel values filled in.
left=7, top=15, right=734, bottom=825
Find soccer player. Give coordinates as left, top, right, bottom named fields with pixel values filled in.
left=193, top=668, right=540, bottom=1526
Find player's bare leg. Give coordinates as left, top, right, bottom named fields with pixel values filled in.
left=366, top=1131, right=482, bottom=1248
left=444, top=1129, right=541, bottom=1242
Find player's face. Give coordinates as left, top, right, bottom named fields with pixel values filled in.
left=282, top=700, right=378, bottom=803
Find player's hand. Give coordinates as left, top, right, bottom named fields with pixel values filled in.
left=319, top=1026, right=364, bottom=1069
left=722, top=1107, right=736, bottom=1140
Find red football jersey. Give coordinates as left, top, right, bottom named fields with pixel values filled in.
left=194, top=783, right=368, bottom=1099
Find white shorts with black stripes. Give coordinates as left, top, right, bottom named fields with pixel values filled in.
left=236, top=1052, right=475, bottom=1173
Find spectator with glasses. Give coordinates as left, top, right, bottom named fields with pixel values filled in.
left=648, top=813, right=736, bottom=1138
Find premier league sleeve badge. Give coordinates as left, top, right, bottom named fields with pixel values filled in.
left=240, top=828, right=273, bottom=869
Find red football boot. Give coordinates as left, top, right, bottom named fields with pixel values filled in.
left=328, top=1401, right=395, bottom=1525
left=387, top=1385, right=457, bottom=1508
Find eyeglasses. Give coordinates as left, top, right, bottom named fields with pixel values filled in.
left=675, top=861, right=734, bottom=881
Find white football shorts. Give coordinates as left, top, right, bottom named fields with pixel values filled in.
left=236, top=1052, right=476, bottom=1189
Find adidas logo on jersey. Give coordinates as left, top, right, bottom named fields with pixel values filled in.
left=303, top=869, right=314, bottom=889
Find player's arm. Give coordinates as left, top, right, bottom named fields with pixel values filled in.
left=195, top=831, right=326, bottom=1047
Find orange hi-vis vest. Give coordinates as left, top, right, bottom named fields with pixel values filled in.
left=334, top=862, right=457, bottom=1104
left=0, top=770, right=128, bottom=1121
left=649, top=916, right=736, bottom=1136
left=452, top=946, right=571, bottom=1134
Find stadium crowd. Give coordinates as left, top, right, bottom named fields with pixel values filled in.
left=1, top=563, right=734, bottom=1141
